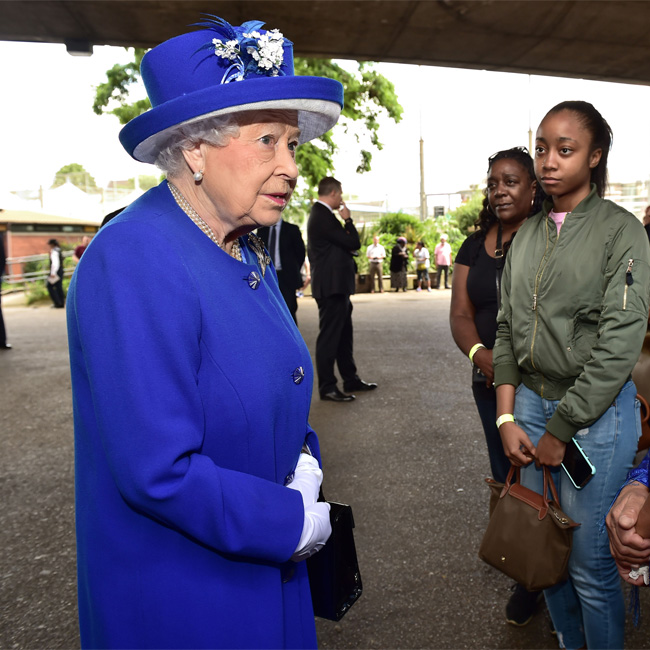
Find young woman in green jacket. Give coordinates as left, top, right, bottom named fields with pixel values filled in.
left=494, top=101, right=650, bottom=650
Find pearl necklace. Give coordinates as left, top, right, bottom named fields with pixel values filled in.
left=168, top=181, right=242, bottom=262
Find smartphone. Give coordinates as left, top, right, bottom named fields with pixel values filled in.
left=561, top=439, right=596, bottom=489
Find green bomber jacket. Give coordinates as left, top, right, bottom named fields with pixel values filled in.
left=493, top=185, right=650, bottom=442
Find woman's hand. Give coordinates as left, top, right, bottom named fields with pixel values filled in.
left=499, top=421, right=535, bottom=466
left=606, top=482, right=650, bottom=584
left=534, top=432, right=566, bottom=467
left=286, top=453, right=322, bottom=507
left=473, top=347, right=494, bottom=386
left=291, top=501, right=332, bottom=561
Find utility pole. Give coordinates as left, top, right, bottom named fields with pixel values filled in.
left=420, top=136, right=427, bottom=221
left=419, top=67, right=427, bottom=222
left=528, top=75, right=533, bottom=154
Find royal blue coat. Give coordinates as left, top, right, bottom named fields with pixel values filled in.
left=67, top=183, right=320, bottom=649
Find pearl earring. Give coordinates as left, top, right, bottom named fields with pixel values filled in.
left=193, top=170, right=204, bottom=182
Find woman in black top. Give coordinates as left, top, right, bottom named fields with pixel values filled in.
left=390, top=237, right=409, bottom=291
left=450, top=147, right=544, bottom=625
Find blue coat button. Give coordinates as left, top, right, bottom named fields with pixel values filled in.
left=292, top=367, right=305, bottom=385
left=246, top=271, right=261, bottom=290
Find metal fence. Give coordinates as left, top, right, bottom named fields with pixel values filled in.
left=2, top=252, right=74, bottom=293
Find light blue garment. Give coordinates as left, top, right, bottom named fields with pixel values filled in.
left=68, top=183, right=320, bottom=649
left=514, top=381, right=640, bottom=650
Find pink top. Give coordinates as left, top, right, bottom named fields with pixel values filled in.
left=549, top=210, right=568, bottom=235
left=434, top=242, right=452, bottom=266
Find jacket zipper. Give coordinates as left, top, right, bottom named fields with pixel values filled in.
left=530, top=217, right=561, bottom=396
left=623, top=258, right=634, bottom=310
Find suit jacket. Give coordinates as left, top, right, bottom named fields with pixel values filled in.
left=307, top=201, right=361, bottom=299
left=0, top=236, right=5, bottom=279
left=258, top=220, right=305, bottom=290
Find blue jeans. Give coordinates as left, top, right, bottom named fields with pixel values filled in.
left=514, top=381, right=640, bottom=650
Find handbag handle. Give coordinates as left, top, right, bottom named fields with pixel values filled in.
left=502, top=464, right=561, bottom=519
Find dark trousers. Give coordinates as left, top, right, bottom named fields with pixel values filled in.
left=276, top=270, right=298, bottom=324
left=0, top=290, right=6, bottom=345
left=315, top=294, right=358, bottom=395
left=436, top=265, right=450, bottom=288
left=471, top=381, right=511, bottom=483
left=47, top=278, right=65, bottom=308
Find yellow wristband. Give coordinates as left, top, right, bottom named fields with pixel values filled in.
left=468, top=343, right=486, bottom=363
left=496, top=414, right=515, bottom=428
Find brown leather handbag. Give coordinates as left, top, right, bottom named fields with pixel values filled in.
left=478, top=465, right=580, bottom=591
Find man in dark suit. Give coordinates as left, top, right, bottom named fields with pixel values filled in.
left=0, top=233, right=10, bottom=349
left=258, top=219, right=306, bottom=323
left=307, top=177, right=377, bottom=402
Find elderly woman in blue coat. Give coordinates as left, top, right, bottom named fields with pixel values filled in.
left=67, top=16, right=343, bottom=650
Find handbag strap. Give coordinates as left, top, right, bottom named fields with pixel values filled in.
left=503, top=463, right=561, bottom=508
left=494, top=222, right=504, bottom=307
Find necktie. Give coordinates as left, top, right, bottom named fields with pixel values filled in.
left=269, top=224, right=278, bottom=266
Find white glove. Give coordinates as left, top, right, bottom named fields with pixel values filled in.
left=286, top=453, right=323, bottom=508
left=291, top=501, right=332, bottom=561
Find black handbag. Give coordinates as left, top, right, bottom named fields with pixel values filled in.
left=307, top=501, right=363, bottom=620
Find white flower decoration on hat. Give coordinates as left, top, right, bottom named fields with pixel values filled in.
left=196, top=16, right=286, bottom=83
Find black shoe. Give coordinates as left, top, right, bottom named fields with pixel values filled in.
left=505, top=584, right=541, bottom=626
left=343, top=379, right=378, bottom=392
left=321, top=389, right=355, bottom=402
left=1, top=343, right=11, bottom=349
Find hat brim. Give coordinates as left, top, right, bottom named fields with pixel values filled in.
left=119, top=75, right=343, bottom=164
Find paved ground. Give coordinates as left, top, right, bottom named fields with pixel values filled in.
left=2, top=289, right=650, bottom=649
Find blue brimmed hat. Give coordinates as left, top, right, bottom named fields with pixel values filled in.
left=119, top=16, right=344, bottom=163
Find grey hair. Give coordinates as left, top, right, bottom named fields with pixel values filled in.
left=155, top=115, right=241, bottom=176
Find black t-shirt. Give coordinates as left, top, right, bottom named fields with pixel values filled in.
left=456, top=232, right=499, bottom=349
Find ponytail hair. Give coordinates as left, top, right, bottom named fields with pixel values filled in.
left=545, top=101, right=612, bottom=197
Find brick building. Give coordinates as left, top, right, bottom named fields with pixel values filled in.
left=0, top=209, right=99, bottom=277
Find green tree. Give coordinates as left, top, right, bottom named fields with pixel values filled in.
left=92, top=49, right=403, bottom=207
left=52, top=163, right=98, bottom=191
left=130, top=175, right=160, bottom=191
left=449, top=192, right=485, bottom=235
left=376, top=212, right=421, bottom=238
left=92, top=48, right=149, bottom=124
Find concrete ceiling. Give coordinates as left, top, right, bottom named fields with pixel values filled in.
left=1, top=1, right=649, bottom=85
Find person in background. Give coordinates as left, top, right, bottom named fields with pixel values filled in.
left=413, top=241, right=432, bottom=292
left=434, top=233, right=453, bottom=289
left=494, top=101, right=650, bottom=650
left=366, top=234, right=386, bottom=293
left=450, top=146, right=544, bottom=626
left=258, top=218, right=306, bottom=324
left=72, top=236, right=91, bottom=264
left=390, top=236, right=409, bottom=292
left=46, top=238, right=65, bottom=309
left=308, top=177, right=378, bottom=402
left=67, top=16, right=343, bottom=649
left=297, top=257, right=311, bottom=297
left=0, top=233, right=10, bottom=349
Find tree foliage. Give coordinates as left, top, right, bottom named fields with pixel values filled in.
left=354, top=211, right=465, bottom=274
left=376, top=211, right=420, bottom=237
left=52, top=163, right=97, bottom=190
left=92, top=49, right=150, bottom=124
left=129, top=175, right=160, bottom=191
left=92, top=49, right=402, bottom=195
left=449, top=192, right=485, bottom=235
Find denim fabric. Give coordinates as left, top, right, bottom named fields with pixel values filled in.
left=472, top=381, right=511, bottom=483
left=514, top=381, right=640, bottom=650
